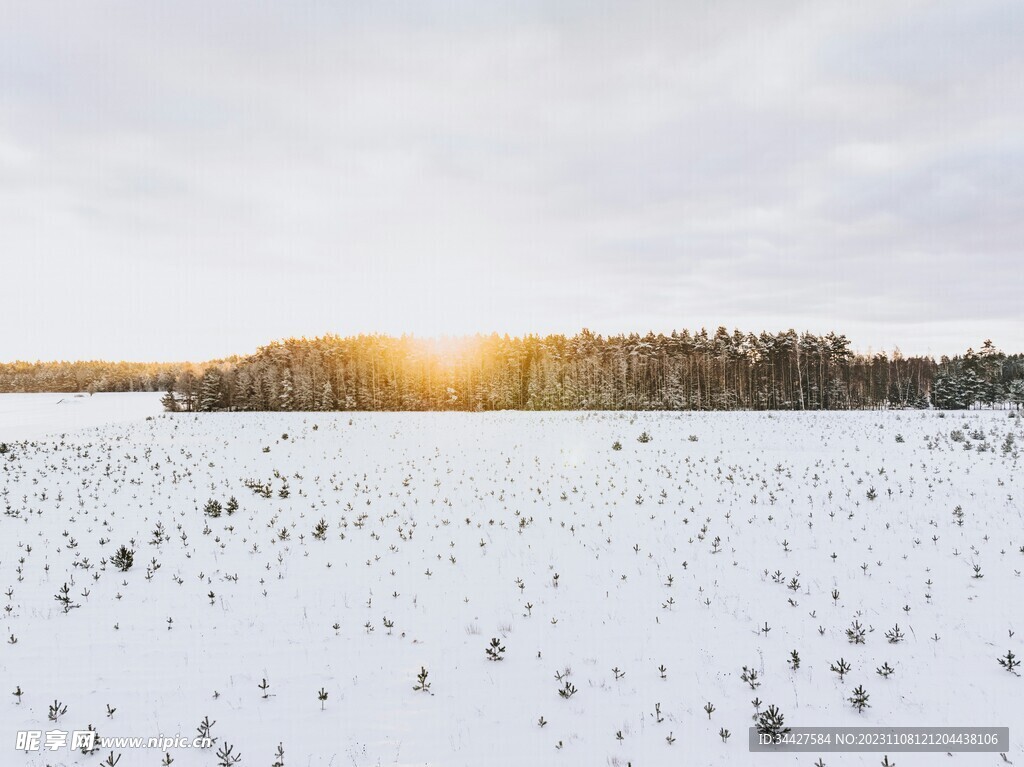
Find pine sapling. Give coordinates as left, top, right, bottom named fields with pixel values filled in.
left=740, top=665, right=761, bottom=689
left=704, top=701, right=716, bottom=719
left=413, top=666, right=431, bottom=693
left=79, top=724, right=100, bottom=755
left=55, top=582, right=80, bottom=613
left=831, top=658, right=852, bottom=681
left=485, top=637, right=506, bottom=661
left=111, top=545, right=134, bottom=572
left=216, top=742, right=241, bottom=766
left=196, top=716, right=216, bottom=746
left=756, top=704, right=790, bottom=737
left=849, top=685, right=870, bottom=713
left=846, top=620, right=867, bottom=644
left=318, top=687, right=328, bottom=710
left=48, top=699, right=68, bottom=721
left=997, top=650, right=1020, bottom=675
left=876, top=663, right=895, bottom=678
left=788, top=650, right=801, bottom=670
left=150, top=522, right=169, bottom=545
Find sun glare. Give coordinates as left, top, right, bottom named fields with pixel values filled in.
left=422, top=336, right=476, bottom=368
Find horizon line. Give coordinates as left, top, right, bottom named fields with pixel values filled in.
left=0, top=327, right=1012, bottom=366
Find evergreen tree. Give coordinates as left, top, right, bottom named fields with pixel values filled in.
left=199, top=368, right=223, bottom=412
left=161, top=386, right=180, bottom=412
left=1008, top=379, right=1024, bottom=410
left=295, top=373, right=314, bottom=411
left=278, top=368, right=294, bottom=411
left=318, top=381, right=335, bottom=411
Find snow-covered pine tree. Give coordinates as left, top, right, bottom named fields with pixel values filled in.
left=318, top=381, right=335, bottom=410
left=160, top=387, right=180, bottom=412
left=278, top=369, right=294, bottom=411
left=295, top=373, right=314, bottom=411
left=199, top=368, right=222, bottom=412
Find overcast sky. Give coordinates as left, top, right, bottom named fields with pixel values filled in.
left=2, top=1, right=1022, bottom=362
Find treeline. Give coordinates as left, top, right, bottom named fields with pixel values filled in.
left=153, top=330, right=1024, bottom=412
left=0, top=360, right=201, bottom=394
left=5, top=332, right=1021, bottom=411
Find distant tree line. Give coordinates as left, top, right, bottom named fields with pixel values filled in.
left=4, top=332, right=1021, bottom=412
left=155, top=330, right=1023, bottom=413
left=0, top=360, right=204, bottom=394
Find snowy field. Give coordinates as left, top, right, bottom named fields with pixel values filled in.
left=1, top=403, right=1022, bottom=766
left=0, top=392, right=163, bottom=442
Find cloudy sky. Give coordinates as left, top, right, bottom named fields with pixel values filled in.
left=2, top=0, right=1022, bottom=361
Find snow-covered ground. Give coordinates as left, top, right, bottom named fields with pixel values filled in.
left=1, top=406, right=1022, bottom=766
left=0, top=392, right=163, bottom=442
